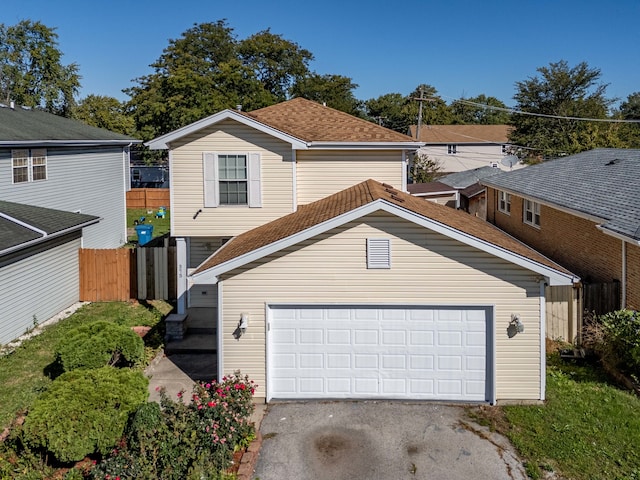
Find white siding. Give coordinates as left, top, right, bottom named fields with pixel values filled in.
left=296, top=150, right=404, bottom=204
left=218, top=211, right=542, bottom=401
left=0, top=146, right=128, bottom=248
left=417, top=144, right=524, bottom=173
left=0, top=236, right=81, bottom=344
left=170, top=120, right=294, bottom=237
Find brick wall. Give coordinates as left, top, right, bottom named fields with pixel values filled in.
left=486, top=188, right=623, bottom=284
left=627, top=244, right=640, bottom=310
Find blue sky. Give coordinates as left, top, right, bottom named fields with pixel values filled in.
left=4, top=0, right=639, bottom=108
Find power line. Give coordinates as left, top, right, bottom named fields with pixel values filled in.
left=449, top=97, right=640, bottom=123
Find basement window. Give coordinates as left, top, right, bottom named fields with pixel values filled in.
left=367, top=238, right=391, bottom=269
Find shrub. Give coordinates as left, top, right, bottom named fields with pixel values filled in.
left=55, top=321, right=145, bottom=372
left=92, top=371, right=256, bottom=479
left=584, top=309, right=640, bottom=377
left=22, top=367, right=148, bottom=462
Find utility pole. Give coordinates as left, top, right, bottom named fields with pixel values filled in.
left=413, top=88, right=436, bottom=140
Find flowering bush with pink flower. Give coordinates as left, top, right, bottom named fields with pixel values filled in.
left=91, top=371, right=257, bottom=479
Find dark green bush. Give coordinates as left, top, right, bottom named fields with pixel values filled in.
left=55, top=321, right=145, bottom=372
left=599, top=309, right=640, bottom=375
left=22, top=367, right=148, bottom=462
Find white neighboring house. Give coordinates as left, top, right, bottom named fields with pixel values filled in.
left=408, top=124, right=524, bottom=173
left=0, top=103, right=140, bottom=344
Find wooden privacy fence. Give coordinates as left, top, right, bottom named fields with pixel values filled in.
left=583, top=280, right=621, bottom=316
left=126, top=188, right=170, bottom=209
left=545, top=285, right=582, bottom=343
left=79, top=246, right=176, bottom=302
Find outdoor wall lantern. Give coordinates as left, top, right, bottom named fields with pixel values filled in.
left=507, top=313, right=525, bottom=338
left=233, top=313, right=250, bottom=340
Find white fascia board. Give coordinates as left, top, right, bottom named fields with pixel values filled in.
left=307, top=142, right=424, bottom=150
left=481, top=183, right=607, bottom=224
left=411, top=190, right=458, bottom=197
left=191, top=199, right=578, bottom=286
left=145, top=109, right=308, bottom=150
left=596, top=224, right=640, bottom=246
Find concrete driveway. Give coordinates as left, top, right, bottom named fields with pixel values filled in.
left=253, top=401, right=527, bottom=480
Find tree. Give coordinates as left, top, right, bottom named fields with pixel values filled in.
left=0, top=20, right=80, bottom=116
left=73, top=95, right=135, bottom=135
left=450, top=94, right=511, bottom=124
left=125, top=21, right=315, bottom=141
left=364, top=92, right=411, bottom=133
left=291, top=73, right=362, bottom=115
left=407, top=84, right=453, bottom=128
left=509, top=60, right=615, bottom=161
left=238, top=29, right=313, bottom=102
left=615, top=92, right=640, bottom=148
left=410, top=152, right=442, bottom=183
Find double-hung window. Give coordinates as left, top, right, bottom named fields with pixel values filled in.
left=498, top=190, right=511, bottom=214
left=218, top=154, right=248, bottom=205
left=12, top=148, right=47, bottom=183
left=523, top=199, right=540, bottom=227
left=203, top=152, right=261, bottom=208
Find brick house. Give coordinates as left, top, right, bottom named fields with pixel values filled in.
left=482, top=149, right=640, bottom=312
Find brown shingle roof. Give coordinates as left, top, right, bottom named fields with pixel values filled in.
left=194, top=179, right=574, bottom=277
left=408, top=125, right=511, bottom=143
left=242, top=97, right=416, bottom=143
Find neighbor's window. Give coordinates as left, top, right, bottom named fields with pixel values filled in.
left=498, top=190, right=511, bottom=214
left=523, top=199, right=540, bottom=227
left=447, top=144, right=457, bottom=155
left=218, top=154, right=248, bottom=205
left=12, top=148, right=47, bottom=183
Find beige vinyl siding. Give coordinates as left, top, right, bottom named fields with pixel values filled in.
left=218, top=211, right=542, bottom=401
left=296, top=150, right=404, bottom=205
left=170, top=120, right=294, bottom=237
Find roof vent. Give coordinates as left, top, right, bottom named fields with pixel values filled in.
left=236, top=105, right=242, bottom=111
left=10, top=101, right=15, bottom=109
left=605, top=159, right=620, bottom=166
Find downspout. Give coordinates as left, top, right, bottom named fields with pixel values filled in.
left=540, top=280, right=547, bottom=401
left=622, top=241, right=627, bottom=308
left=402, top=150, right=408, bottom=192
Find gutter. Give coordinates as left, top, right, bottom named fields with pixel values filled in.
left=0, top=140, right=141, bottom=147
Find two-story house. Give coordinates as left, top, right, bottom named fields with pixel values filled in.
left=483, top=148, right=640, bottom=315
left=409, top=124, right=524, bottom=173
left=149, top=98, right=578, bottom=404
left=0, top=103, right=139, bottom=344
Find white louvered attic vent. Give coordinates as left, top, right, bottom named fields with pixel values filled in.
left=367, top=238, right=391, bottom=269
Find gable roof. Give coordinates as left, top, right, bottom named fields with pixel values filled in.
left=408, top=125, right=511, bottom=144
left=193, top=179, right=577, bottom=286
left=481, top=148, right=640, bottom=243
left=0, top=201, right=99, bottom=254
left=0, top=104, right=139, bottom=147
left=439, top=166, right=502, bottom=189
left=147, top=98, right=423, bottom=150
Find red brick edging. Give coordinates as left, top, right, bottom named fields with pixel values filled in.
left=236, top=431, right=262, bottom=479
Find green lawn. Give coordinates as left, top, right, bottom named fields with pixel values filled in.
left=126, top=207, right=171, bottom=244
left=0, top=301, right=172, bottom=431
left=470, top=352, right=640, bottom=479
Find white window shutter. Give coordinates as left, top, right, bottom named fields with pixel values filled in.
left=203, top=152, right=219, bottom=207
left=248, top=152, right=262, bottom=207
left=367, top=238, right=391, bottom=269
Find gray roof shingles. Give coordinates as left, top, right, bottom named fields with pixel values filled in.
left=0, top=201, right=99, bottom=251
left=481, top=148, right=640, bottom=241
left=0, top=104, right=138, bottom=144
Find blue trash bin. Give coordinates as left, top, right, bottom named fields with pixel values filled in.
left=135, top=224, right=154, bottom=246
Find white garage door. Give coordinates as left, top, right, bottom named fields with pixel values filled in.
left=268, top=306, right=492, bottom=402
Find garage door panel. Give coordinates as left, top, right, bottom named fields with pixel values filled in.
left=269, top=306, right=490, bottom=401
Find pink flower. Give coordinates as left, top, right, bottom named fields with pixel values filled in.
left=205, top=383, right=211, bottom=388
left=177, top=391, right=183, bottom=398
left=207, top=401, right=215, bottom=407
